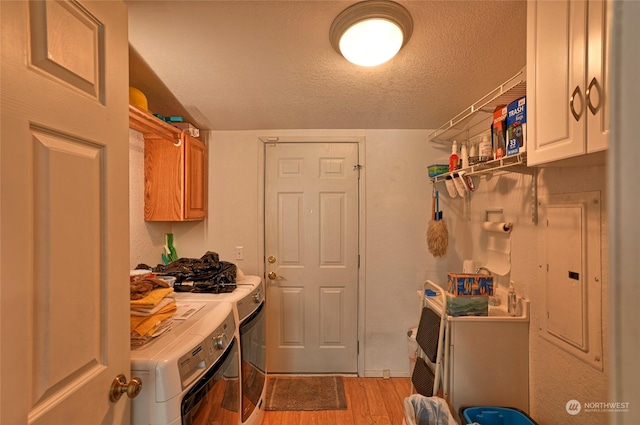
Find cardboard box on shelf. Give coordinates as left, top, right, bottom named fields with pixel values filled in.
left=492, top=105, right=508, bottom=159
left=506, top=96, right=526, bottom=156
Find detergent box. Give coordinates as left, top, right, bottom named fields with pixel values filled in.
left=492, top=104, right=508, bottom=159
left=506, top=96, right=527, bottom=156
left=447, top=273, right=494, bottom=296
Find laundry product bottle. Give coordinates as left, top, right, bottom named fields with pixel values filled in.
left=461, top=142, right=469, bottom=168
left=449, top=140, right=459, bottom=171
left=479, top=135, right=492, bottom=161
left=508, top=280, right=517, bottom=316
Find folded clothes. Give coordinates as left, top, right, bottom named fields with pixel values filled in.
left=131, top=296, right=175, bottom=316
left=130, top=287, right=174, bottom=309
left=130, top=275, right=169, bottom=300
left=130, top=302, right=177, bottom=337
left=131, top=318, right=173, bottom=348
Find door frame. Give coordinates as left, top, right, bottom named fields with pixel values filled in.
left=257, top=135, right=366, bottom=376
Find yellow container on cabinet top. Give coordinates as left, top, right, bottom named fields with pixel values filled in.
left=129, top=87, right=148, bottom=111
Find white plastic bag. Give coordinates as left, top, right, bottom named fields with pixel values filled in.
left=403, top=394, right=457, bottom=425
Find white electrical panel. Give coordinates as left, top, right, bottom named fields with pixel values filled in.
left=538, top=191, right=603, bottom=370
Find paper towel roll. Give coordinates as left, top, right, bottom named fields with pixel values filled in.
left=463, top=259, right=475, bottom=274
left=482, top=221, right=512, bottom=276
left=482, top=221, right=512, bottom=234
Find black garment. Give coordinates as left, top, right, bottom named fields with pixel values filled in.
left=136, top=251, right=237, bottom=293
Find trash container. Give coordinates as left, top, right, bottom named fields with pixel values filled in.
left=403, top=394, right=457, bottom=425
left=459, top=406, right=537, bottom=425
left=407, top=327, right=419, bottom=375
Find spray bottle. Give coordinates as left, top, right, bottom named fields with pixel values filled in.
left=508, top=280, right=517, bottom=316
left=449, top=140, right=459, bottom=171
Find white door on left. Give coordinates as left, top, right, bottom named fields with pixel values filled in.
left=1, top=1, right=130, bottom=424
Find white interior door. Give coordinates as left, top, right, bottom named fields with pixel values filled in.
left=1, top=1, right=130, bottom=424
left=265, top=142, right=359, bottom=373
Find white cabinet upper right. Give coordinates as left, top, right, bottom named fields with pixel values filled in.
left=526, top=0, right=610, bottom=166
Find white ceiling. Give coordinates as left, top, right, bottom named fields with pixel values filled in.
left=126, top=0, right=527, bottom=131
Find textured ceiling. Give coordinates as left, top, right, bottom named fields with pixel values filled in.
left=126, top=0, right=527, bottom=131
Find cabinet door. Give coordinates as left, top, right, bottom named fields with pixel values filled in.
left=586, top=0, right=610, bottom=153
left=184, top=135, right=207, bottom=220
left=527, top=0, right=587, bottom=165
left=144, top=135, right=185, bottom=221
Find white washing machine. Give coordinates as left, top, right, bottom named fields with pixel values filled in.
left=174, top=275, right=266, bottom=425
left=130, top=301, right=240, bottom=425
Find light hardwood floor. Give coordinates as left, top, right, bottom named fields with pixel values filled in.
left=263, top=377, right=412, bottom=425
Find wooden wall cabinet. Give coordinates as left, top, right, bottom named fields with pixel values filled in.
left=526, top=0, right=610, bottom=166
left=129, top=105, right=207, bottom=221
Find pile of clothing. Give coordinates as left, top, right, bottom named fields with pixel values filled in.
left=130, top=273, right=176, bottom=347
left=135, top=251, right=237, bottom=294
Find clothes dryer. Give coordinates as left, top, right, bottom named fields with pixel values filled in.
left=174, top=275, right=266, bottom=425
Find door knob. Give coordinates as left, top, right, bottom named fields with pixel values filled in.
left=109, top=374, right=143, bottom=402
left=268, top=255, right=276, bottom=264
left=268, top=271, right=277, bottom=280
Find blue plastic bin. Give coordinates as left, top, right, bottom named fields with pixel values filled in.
left=460, top=406, right=537, bottom=425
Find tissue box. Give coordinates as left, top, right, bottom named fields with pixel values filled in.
left=172, top=122, right=200, bottom=138
left=506, top=96, right=526, bottom=156
left=446, top=294, right=489, bottom=317
left=447, top=273, right=493, bottom=296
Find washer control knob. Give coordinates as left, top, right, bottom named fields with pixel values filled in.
left=213, top=332, right=227, bottom=350
left=253, top=289, right=262, bottom=304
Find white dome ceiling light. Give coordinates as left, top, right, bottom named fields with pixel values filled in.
left=330, top=0, right=413, bottom=67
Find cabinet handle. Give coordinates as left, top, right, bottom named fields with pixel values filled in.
left=570, top=85, right=584, bottom=122
left=586, top=77, right=602, bottom=115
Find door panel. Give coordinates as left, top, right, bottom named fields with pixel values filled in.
left=1, top=1, right=130, bottom=423
left=320, top=288, right=344, bottom=344
left=265, top=142, right=359, bottom=373
left=320, top=193, right=346, bottom=265
left=281, top=288, right=304, bottom=345
left=29, top=0, right=104, bottom=99
left=279, top=193, right=304, bottom=264
left=32, top=129, right=104, bottom=405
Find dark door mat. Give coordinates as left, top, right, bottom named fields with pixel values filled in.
left=265, top=376, right=347, bottom=411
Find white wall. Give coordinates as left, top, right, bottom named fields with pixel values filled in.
left=201, top=129, right=442, bottom=377
left=129, top=129, right=210, bottom=269
left=130, top=128, right=443, bottom=375
left=529, top=164, right=610, bottom=425
left=441, top=162, right=609, bottom=424
left=129, top=129, right=611, bottom=423
left=129, top=129, right=171, bottom=269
